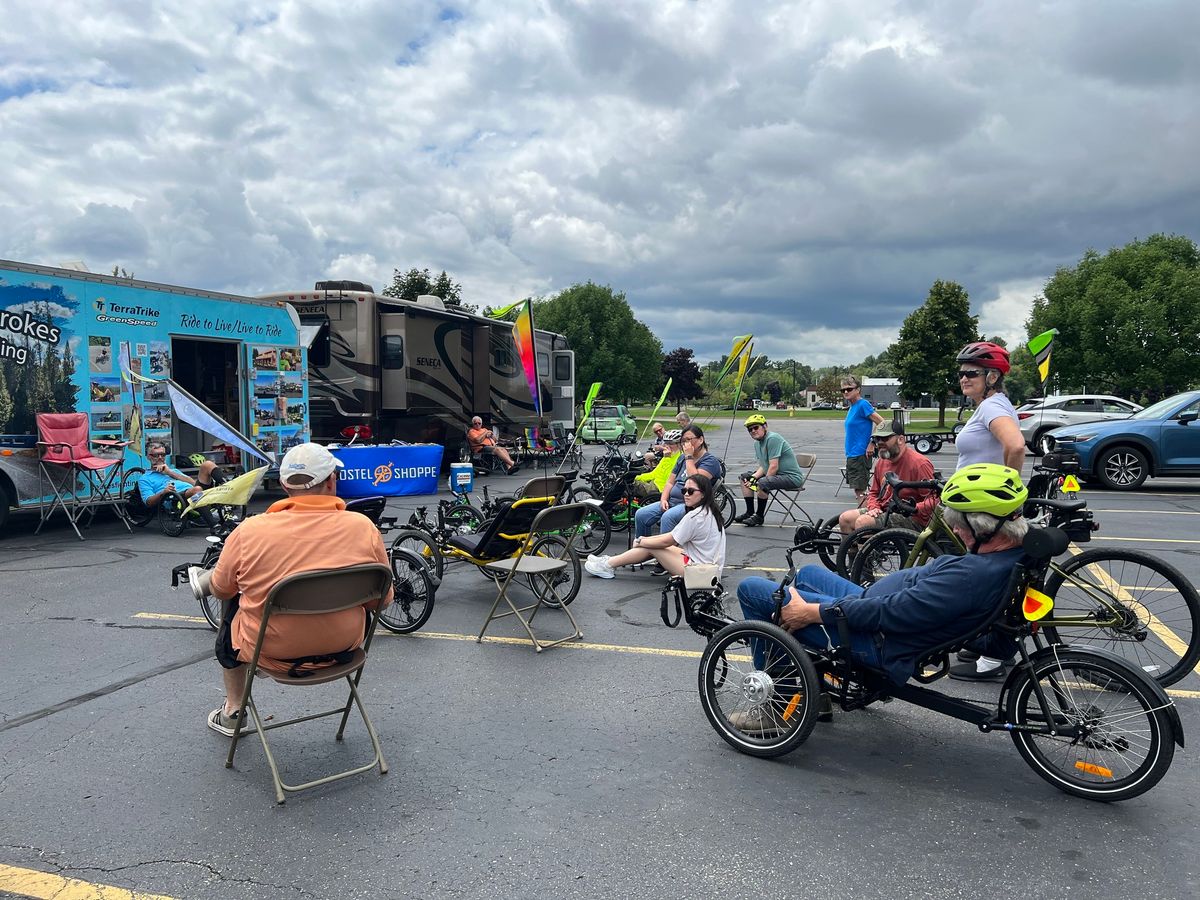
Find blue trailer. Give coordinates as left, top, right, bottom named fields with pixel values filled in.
left=0, top=259, right=309, bottom=531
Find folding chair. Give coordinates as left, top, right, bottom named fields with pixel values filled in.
left=476, top=503, right=589, bottom=652
left=762, top=452, right=817, bottom=524
left=224, top=563, right=394, bottom=804
left=35, top=412, right=130, bottom=540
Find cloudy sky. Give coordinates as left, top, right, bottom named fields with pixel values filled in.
left=2, top=0, right=1198, bottom=365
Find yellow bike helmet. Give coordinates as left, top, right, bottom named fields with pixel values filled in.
left=941, top=464, right=1028, bottom=517
left=744, top=413, right=767, bottom=427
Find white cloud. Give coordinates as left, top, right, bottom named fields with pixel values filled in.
left=1, top=0, right=1197, bottom=369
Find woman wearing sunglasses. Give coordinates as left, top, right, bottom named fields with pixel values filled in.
left=585, top=473, right=726, bottom=579
left=953, top=342, right=1025, bottom=472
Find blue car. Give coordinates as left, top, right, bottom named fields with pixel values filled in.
left=1048, top=390, right=1200, bottom=490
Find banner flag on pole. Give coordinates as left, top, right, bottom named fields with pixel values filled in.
left=127, top=405, right=143, bottom=452
left=713, top=334, right=753, bottom=389
left=188, top=465, right=269, bottom=510
left=579, top=381, right=602, bottom=428
left=511, top=299, right=541, bottom=416
left=487, top=299, right=525, bottom=319
left=639, top=378, right=673, bottom=441
left=1028, top=329, right=1058, bottom=386
left=165, top=380, right=271, bottom=463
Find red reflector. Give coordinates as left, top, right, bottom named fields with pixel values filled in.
left=1017, top=412, right=1033, bottom=420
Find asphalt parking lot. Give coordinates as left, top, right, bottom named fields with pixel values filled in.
left=2, top=416, right=1199, bottom=899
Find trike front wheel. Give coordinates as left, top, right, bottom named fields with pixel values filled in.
left=698, top=620, right=821, bottom=758
left=379, top=548, right=437, bottom=634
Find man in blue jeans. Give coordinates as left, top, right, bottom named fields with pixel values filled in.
left=734, top=464, right=1029, bottom=729
left=633, top=424, right=722, bottom=571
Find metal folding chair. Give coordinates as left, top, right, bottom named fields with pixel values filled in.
left=35, top=412, right=130, bottom=540
left=476, top=503, right=588, bottom=652
left=762, top=452, right=817, bottom=524
left=224, top=563, right=394, bottom=804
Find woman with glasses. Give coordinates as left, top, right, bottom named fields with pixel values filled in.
left=841, top=376, right=885, bottom=504
left=953, top=342, right=1025, bottom=472
left=585, top=473, right=726, bottom=579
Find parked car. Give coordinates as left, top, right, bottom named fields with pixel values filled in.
left=811, top=402, right=837, bottom=411
left=1046, top=390, right=1200, bottom=490
left=1018, top=394, right=1143, bottom=454
left=580, top=403, right=637, bottom=444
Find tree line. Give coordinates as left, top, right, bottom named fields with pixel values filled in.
left=381, top=232, right=1200, bottom=414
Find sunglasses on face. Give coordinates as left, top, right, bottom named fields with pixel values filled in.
left=148, top=452, right=166, bottom=458
left=681, top=487, right=701, bottom=496
left=746, top=424, right=763, bottom=432
left=958, top=369, right=983, bottom=380
left=840, top=387, right=857, bottom=393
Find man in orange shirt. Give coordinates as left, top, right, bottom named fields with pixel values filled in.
left=466, top=414, right=520, bottom=475
left=194, top=442, right=393, bottom=737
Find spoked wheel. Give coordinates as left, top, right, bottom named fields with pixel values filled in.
left=1042, top=549, right=1200, bottom=687
left=380, top=547, right=437, bottom=634
left=119, top=467, right=155, bottom=528
left=835, top=525, right=882, bottom=579
left=1005, top=649, right=1177, bottom=801
left=572, top=504, right=612, bottom=555
left=698, top=620, right=821, bottom=758
left=159, top=495, right=187, bottom=537
left=716, top=487, right=737, bottom=528
left=389, top=527, right=444, bottom=581
left=526, top=535, right=581, bottom=607
left=443, top=503, right=483, bottom=534
left=849, top=527, right=939, bottom=587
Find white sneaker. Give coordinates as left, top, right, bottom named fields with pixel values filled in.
left=187, top=565, right=213, bottom=603
left=584, top=555, right=615, bottom=579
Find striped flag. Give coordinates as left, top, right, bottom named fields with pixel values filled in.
left=1028, top=328, right=1058, bottom=387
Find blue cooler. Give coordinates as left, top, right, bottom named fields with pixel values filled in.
left=450, top=461, right=474, bottom=493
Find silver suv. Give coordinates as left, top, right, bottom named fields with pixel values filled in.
left=1018, top=394, right=1142, bottom=454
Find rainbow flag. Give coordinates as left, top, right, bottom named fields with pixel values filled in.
left=512, top=300, right=540, bottom=415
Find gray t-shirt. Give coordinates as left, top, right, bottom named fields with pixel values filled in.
left=955, top=393, right=1018, bottom=469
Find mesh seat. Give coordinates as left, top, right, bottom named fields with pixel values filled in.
left=762, top=452, right=817, bottom=524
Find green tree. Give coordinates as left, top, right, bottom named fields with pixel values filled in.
left=661, top=347, right=703, bottom=410
left=1027, top=234, right=1200, bottom=401
left=814, top=373, right=844, bottom=405
left=890, top=280, right=979, bottom=425
left=382, top=267, right=477, bottom=312
left=533, top=282, right=663, bottom=404
left=0, top=363, right=12, bottom=430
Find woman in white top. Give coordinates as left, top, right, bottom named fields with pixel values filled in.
left=584, top=473, right=726, bottom=578
left=953, top=341, right=1026, bottom=472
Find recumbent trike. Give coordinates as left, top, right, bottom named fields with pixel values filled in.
left=659, top=525, right=1183, bottom=802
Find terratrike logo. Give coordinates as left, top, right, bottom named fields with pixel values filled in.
left=94, top=300, right=105, bottom=312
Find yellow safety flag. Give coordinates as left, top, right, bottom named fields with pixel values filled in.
left=713, top=334, right=753, bottom=389
left=1027, top=328, right=1058, bottom=387
left=188, top=465, right=269, bottom=510
left=1061, top=475, right=1081, bottom=493
left=1022, top=586, right=1054, bottom=622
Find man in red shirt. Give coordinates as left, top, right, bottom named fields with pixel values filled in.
left=837, top=423, right=936, bottom=535
left=194, top=442, right=393, bottom=737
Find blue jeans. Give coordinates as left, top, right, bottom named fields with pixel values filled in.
left=737, top=566, right=883, bottom=670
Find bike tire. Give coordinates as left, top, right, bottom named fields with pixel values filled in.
left=197, top=546, right=224, bottom=631
left=835, top=525, right=882, bottom=579
left=1042, top=548, right=1200, bottom=687
left=573, top=503, right=612, bottom=555
left=815, top=520, right=839, bottom=572
left=716, top=486, right=737, bottom=528
left=389, top=527, right=444, bottom=581
left=119, top=467, right=155, bottom=528
left=527, top=534, right=581, bottom=607
left=698, top=620, right=821, bottom=758
left=159, top=495, right=187, bottom=537
left=1005, top=648, right=1176, bottom=801
left=380, top=547, right=437, bottom=634
left=849, top=527, right=941, bottom=587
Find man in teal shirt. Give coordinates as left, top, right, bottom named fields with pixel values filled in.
left=734, top=414, right=805, bottom=527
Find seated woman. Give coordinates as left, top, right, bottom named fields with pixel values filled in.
left=585, top=472, right=726, bottom=579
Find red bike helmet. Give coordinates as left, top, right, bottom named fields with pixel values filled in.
left=956, top=341, right=1010, bottom=375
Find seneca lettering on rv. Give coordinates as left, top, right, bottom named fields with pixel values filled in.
left=0, top=309, right=62, bottom=345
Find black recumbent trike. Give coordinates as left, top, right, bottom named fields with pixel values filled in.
left=659, top=526, right=1183, bottom=802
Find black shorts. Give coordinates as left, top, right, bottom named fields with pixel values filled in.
left=215, top=595, right=243, bottom=669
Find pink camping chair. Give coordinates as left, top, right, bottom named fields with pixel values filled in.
left=35, top=412, right=131, bottom=540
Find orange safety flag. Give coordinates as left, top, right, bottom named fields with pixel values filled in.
left=1022, top=586, right=1054, bottom=621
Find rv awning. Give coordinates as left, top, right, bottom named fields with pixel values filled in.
left=299, top=323, right=323, bottom=349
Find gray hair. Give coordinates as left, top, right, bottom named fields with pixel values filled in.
left=675, top=411, right=692, bottom=425
left=840, top=375, right=861, bottom=389
left=942, top=507, right=1029, bottom=544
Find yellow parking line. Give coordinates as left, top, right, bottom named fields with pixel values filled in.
left=0, top=864, right=175, bottom=900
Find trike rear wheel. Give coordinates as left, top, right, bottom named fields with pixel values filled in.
left=698, top=621, right=821, bottom=758
left=527, top=535, right=581, bottom=607
left=1005, top=649, right=1175, bottom=802
left=379, top=547, right=437, bottom=634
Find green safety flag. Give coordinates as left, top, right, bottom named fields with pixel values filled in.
left=579, top=381, right=602, bottom=428
left=1028, top=328, right=1058, bottom=386
left=713, top=334, right=753, bottom=389
left=639, top=378, right=673, bottom=441
left=487, top=299, right=526, bottom=319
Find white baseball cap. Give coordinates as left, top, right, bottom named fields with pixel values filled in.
left=279, top=442, right=344, bottom=490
